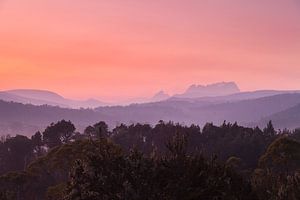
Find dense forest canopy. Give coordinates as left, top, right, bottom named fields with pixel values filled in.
left=1, top=120, right=300, bottom=199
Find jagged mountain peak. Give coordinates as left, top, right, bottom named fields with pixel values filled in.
left=177, top=81, right=240, bottom=98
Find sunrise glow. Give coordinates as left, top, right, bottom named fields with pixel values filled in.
left=1, top=0, right=300, bottom=101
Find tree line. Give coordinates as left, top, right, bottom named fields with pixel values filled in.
left=1, top=120, right=300, bottom=199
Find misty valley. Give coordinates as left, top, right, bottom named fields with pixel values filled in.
left=1, top=82, right=300, bottom=137
left=1, top=83, right=300, bottom=199
left=1, top=0, right=300, bottom=199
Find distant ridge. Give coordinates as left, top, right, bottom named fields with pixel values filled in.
left=255, top=103, right=300, bottom=129
left=168, top=90, right=300, bottom=103
left=0, top=89, right=110, bottom=108
left=151, top=91, right=170, bottom=102
left=7, top=89, right=65, bottom=102
left=175, top=81, right=240, bottom=98
left=1, top=92, right=300, bottom=136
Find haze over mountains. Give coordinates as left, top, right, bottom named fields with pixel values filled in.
left=0, top=89, right=110, bottom=108
left=0, top=82, right=240, bottom=107
left=174, top=82, right=240, bottom=98
left=1, top=81, right=300, bottom=136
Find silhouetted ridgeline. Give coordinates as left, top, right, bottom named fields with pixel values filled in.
left=1, top=93, right=300, bottom=136
left=0, top=89, right=110, bottom=108
left=1, top=120, right=300, bottom=199
left=0, top=100, right=111, bottom=135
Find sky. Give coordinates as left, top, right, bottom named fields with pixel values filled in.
left=0, top=0, right=300, bottom=101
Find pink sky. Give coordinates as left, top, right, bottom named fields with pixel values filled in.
left=0, top=0, right=300, bottom=101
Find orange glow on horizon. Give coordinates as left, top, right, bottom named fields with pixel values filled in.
left=1, top=0, right=300, bottom=101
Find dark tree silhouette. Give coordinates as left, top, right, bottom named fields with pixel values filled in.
left=43, top=120, right=75, bottom=148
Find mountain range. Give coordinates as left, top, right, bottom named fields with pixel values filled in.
left=0, top=82, right=241, bottom=107
left=0, top=89, right=110, bottom=108
left=174, top=81, right=240, bottom=98
left=1, top=81, right=300, bottom=136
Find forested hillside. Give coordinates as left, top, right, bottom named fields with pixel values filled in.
left=1, top=93, right=300, bottom=136
left=1, top=120, right=300, bottom=199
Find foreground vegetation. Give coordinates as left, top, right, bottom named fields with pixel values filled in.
left=1, top=120, right=300, bottom=199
